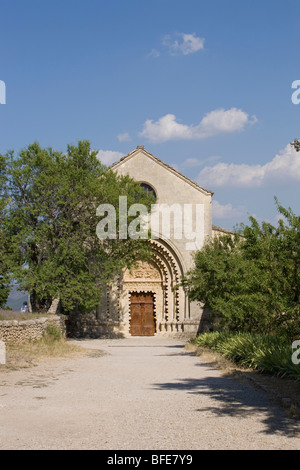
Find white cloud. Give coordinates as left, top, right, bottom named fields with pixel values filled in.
left=164, top=33, right=205, bottom=55
left=140, top=114, right=190, bottom=142
left=199, top=108, right=257, bottom=138
left=148, top=48, right=160, bottom=58
left=139, top=108, right=256, bottom=143
left=96, top=150, right=123, bottom=166
left=117, top=132, right=131, bottom=142
left=182, top=158, right=204, bottom=167
left=197, top=144, right=300, bottom=188
left=182, top=155, right=221, bottom=168
left=212, top=200, right=247, bottom=219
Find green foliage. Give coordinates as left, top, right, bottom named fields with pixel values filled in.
left=44, top=323, right=62, bottom=342
left=185, top=199, right=300, bottom=339
left=195, top=332, right=300, bottom=380
left=0, top=140, right=153, bottom=313
left=291, top=138, right=300, bottom=152
left=0, top=153, right=11, bottom=306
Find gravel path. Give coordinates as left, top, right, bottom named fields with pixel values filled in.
left=0, top=336, right=300, bottom=450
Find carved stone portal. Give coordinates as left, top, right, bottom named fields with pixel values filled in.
left=124, top=261, right=162, bottom=281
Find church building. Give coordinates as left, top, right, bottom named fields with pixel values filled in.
left=91, top=145, right=227, bottom=338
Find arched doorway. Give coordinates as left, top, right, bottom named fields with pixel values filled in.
left=119, top=239, right=187, bottom=336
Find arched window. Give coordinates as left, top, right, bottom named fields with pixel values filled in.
left=140, top=183, right=157, bottom=200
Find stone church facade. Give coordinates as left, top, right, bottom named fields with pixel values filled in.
left=66, top=145, right=231, bottom=338
left=86, top=145, right=227, bottom=339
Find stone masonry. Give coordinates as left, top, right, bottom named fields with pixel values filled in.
left=0, top=315, right=66, bottom=344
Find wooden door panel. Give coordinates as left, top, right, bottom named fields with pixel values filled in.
left=130, top=303, right=143, bottom=336
left=130, top=293, right=155, bottom=336
left=143, top=304, right=155, bottom=335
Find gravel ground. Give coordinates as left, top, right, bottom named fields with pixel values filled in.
left=0, top=336, right=300, bottom=450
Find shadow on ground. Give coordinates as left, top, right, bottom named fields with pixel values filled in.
left=152, top=359, right=300, bottom=438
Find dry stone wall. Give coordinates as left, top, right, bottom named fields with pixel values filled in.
left=66, top=313, right=123, bottom=339
left=0, top=315, right=66, bottom=344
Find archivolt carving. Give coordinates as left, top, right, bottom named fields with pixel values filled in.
left=124, top=260, right=161, bottom=281
left=150, top=240, right=183, bottom=321
left=150, top=240, right=182, bottom=283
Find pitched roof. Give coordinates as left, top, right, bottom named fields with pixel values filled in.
left=212, top=224, right=236, bottom=235
left=110, top=145, right=214, bottom=196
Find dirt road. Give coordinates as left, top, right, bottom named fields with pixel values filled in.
left=0, top=337, right=300, bottom=450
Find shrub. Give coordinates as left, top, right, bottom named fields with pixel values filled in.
left=195, top=331, right=300, bottom=381
left=186, top=202, right=300, bottom=340
left=44, top=323, right=62, bottom=342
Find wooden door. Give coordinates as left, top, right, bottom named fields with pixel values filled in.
left=130, top=293, right=155, bottom=336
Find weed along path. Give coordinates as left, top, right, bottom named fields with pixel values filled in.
left=1, top=337, right=300, bottom=450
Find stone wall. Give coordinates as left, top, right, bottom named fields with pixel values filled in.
left=65, top=312, right=211, bottom=339
left=0, top=315, right=66, bottom=344
left=66, top=313, right=124, bottom=339
left=0, top=311, right=212, bottom=343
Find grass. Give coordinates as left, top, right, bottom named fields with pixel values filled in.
left=0, top=309, right=57, bottom=321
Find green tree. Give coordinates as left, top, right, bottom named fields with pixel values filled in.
left=2, top=141, right=154, bottom=313
left=291, top=138, right=300, bottom=152
left=185, top=232, right=271, bottom=332
left=185, top=200, right=300, bottom=338
left=0, top=153, right=11, bottom=306
left=272, top=199, right=300, bottom=336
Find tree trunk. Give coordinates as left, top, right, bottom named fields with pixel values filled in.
left=47, top=298, right=60, bottom=314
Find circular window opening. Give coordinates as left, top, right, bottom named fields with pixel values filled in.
left=140, top=183, right=157, bottom=200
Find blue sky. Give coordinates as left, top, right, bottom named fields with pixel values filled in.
left=1, top=0, right=300, bottom=230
